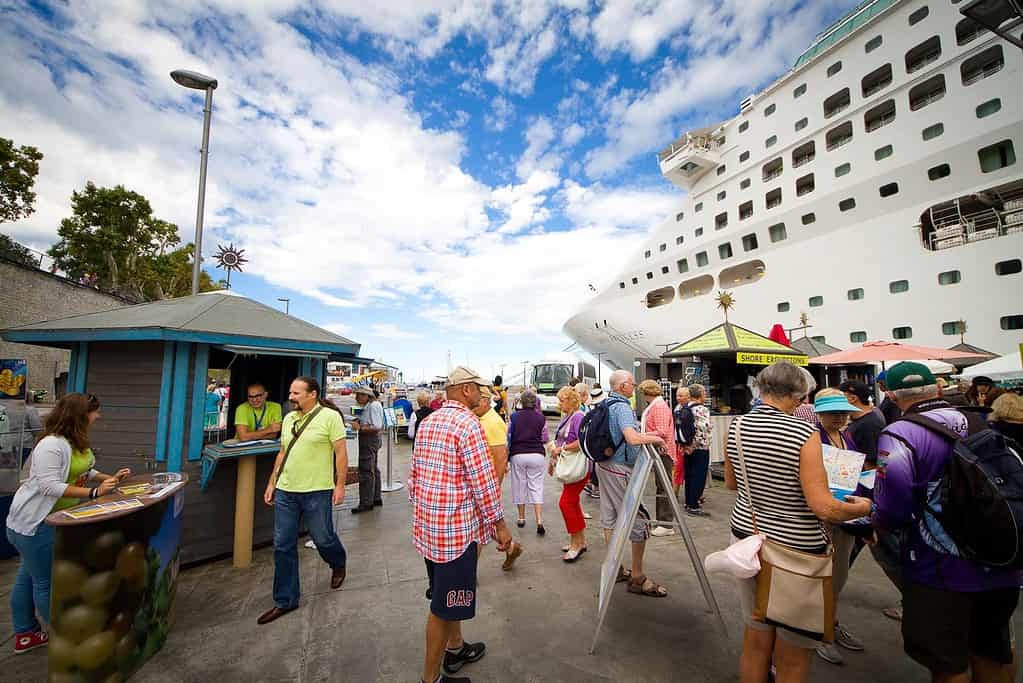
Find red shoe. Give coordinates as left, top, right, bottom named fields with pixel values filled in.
left=14, top=630, right=48, bottom=654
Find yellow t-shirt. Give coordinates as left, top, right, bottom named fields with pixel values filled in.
left=478, top=408, right=507, bottom=465
left=277, top=407, right=346, bottom=493
left=234, top=401, right=283, bottom=433
left=51, top=448, right=96, bottom=512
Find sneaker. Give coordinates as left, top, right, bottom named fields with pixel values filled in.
left=14, top=630, right=48, bottom=654
left=650, top=526, right=675, bottom=537
left=685, top=507, right=710, bottom=517
left=304, top=540, right=317, bottom=549
left=815, top=642, right=844, bottom=665
left=443, top=641, right=486, bottom=674
left=835, top=623, right=864, bottom=651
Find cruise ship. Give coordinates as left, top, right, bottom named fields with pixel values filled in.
left=563, top=0, right=1023, bottom=374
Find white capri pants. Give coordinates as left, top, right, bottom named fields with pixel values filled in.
left=510, top=453, right=546, bottom=505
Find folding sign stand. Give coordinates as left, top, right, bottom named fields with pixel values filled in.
left=380, top=407, right=404, bottom=493
left=590, top=445, right=725, bottom=654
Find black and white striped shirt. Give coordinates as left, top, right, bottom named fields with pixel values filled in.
left=728, top=404, right=827, bottom=552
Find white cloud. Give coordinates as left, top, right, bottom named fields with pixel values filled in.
left=562, top=122, right=585, bottom=147
left=322, top=322, right=353, bottom=337
left=484, top=95, right=515, bottom=132
left=304, top=290, right=361, bottom=308
left=368, top=323, right=422, bottom=339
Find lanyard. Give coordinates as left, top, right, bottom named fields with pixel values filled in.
left=253, top=404, right=268, bottom=430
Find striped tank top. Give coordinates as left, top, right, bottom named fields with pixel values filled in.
left=727, top=404, right=827, bottom=552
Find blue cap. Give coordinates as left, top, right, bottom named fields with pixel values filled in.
left=814, top=393, right=859, bottom=413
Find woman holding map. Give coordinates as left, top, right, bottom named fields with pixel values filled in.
left=5, top=393, right=130, bottom=654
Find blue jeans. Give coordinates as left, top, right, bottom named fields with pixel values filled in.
left=683, top=448, right=710, bottom=509
left=6, top=524, right=54, bottom=634
left=273, top=489, right=347, bottom=609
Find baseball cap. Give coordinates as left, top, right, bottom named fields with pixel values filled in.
left=884, top=361, right=936, bottom=390
left=446, top=366, right=489, bottom=388
left=838, top=380, right=870, bottom=405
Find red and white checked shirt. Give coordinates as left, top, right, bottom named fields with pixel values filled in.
left=408, top=400, right=504, bottom=563
left=641, top=397, right=678, bottom=462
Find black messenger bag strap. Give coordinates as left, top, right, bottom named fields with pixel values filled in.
left=275, top=405, right=324, bottom=480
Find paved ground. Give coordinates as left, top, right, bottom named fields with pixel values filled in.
left=2, top=433, right=1020, bottom=682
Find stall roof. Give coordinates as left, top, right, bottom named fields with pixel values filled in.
left=946, top=342, right=998, bottom=367
left=1, top=291, right=361, bottom=357
left=663, top=322, right=807, bottom=357
left=791, top=336, right=842, bottom=358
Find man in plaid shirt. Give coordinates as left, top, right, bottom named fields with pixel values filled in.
left=410, top=366, right=513, bottom=683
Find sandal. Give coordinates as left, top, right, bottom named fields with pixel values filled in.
left=561, top=544, right=589, bottom=553
left=562, top=547, right=585, bottom=563
left=516, top=519, right=526, bottom=528
left=615, top=566, right=632, bottom=583
left=627, top=574, right=668, bottom=597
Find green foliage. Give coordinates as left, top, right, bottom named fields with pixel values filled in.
left=0, top=232, right=38, bottom=266
left=0, top=137, right=43, bottom=223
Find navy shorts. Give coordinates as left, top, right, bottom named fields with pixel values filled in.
left=425, top=542, right=478, bottom=621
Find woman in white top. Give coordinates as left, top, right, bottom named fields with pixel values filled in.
left=5, top=393, right=129, bottom=654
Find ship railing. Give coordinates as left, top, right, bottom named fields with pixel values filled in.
left=865, top=112, right=895, bottom=132
left=762, top=168, right=783, bottom=182
left=793, top=153, right=815, bottom=168
left=907, top=49, right=941, bottom=74
left=826, top=135, right=853, bottom=152
left=862, top=78, right=892, bottom=98
left=824, top=101, right=850, bottom=118
left=910, top=89, right=945, bottom=111
left=658, top=134, right=714, bottom=163
left=962, top=60, right=1004, bottom=86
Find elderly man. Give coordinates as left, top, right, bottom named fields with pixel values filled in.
left=873, top=362, right=1021, bottom=682
left=598, top=370, right=668, bottom=597
left=410, top=367, right=514, bottom=683
left=351, top=386, right=384, bottom=513
left=235, top=383, right=283, bottom=440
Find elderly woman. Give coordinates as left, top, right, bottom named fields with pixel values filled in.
left=639, top=380, right=678, bottom=537
left=574, top=382, right=591, bottom=413
left=548, top=386, right=589, bottom=560
left=724, top=362, right=871, bottom=683
left=508, top=391, right=549, bottom=534
left=408, top=390, right=434, bottom=444
left=989, top=392, right=1023, bottom=442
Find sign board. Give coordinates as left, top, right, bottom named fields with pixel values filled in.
left=736, top=352, right=808, bottom=366
left=732, top=326, right=792, bottom=352
left=383, top=407, right=397, bottom=428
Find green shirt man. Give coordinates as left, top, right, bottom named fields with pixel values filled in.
left=234, top=383, right=283, bottom=440
left=277, top=407, right=347, bottom=492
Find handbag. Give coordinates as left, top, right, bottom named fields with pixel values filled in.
left=734, top=418, right=835, bottom=643
left=554, top=413, right=589, bottom=484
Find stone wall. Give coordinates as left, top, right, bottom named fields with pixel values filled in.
left=0, top=257, right=130, bottom=398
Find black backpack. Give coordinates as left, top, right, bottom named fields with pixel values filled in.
left=579, top=396, right=627, bottom=463
left=675, top=403, right=696, bottom=445
left=900, top=413, right=1023, bottom=569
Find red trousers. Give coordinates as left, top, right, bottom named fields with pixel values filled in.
left=559, top=477, right=589, bottom=535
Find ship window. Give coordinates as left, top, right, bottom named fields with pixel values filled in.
left=644, top=250, right=651, bottom=258
left=631, top=277, right=638, bottom=284
left=715, top=212, right=728, bottom=230
left=905, top=36, right=941, bottom=73
left=719, top=242, right=733, bottom=260
left=763, top=157, right=784, bottom=181
left=941, top=321, right=961, bottom=336
left=850, top=331, right=867, bottom=343
left=893, top=326, right=913, bottom=339
left=908, top=6, right=929, bottom=26
left=740, top=150, right=750, bottom=162
left=956, top=17, right=984, bottom=45
left=793, top=83, right=807, bottom=99
left=676, top=235, right=684, bottom=245
left=823, top=88, right=850, bottom=118
left=809, top=295, right=823, bottom=307
left=865, top=35, right=883, bottom=53
left=938, top=270, right=960, bottom=285
left=695, top=202, right=703, bottom=212
left=928, top=163, right=951, bottom=180
left=826, top=121, right=853, bottom=151
left=879, top=182, right=899, bottom=197
left=811, top=336, right=826, bottom=344
left=717, top=190, right=727, bottom=201
left=802, top=212, right=816, bottom=225
left=765, top=135, right=778, bottom=149
left=646, top=271, right=654, bottom=280
left=778, top=302, right=790, bottom=313
left=719, top=259, right=766, bottom=288
left=717, top=164, right=727, bottom=176
left=996, top=259, right=1022, bottom=275
left=889, top=279, right=909, bottom=293
left=848, top=288, right=864, bottom=300
left=766, top=188, right=782, bottom=210
left=978, top=140, right=1016, bottom=173
left=769, top=222, right=787, bottom=243
left=742, top=233, right=759, bottom=252
left=695, top=227, right=704, bottom=237
left=827, top=61, right=843, bottom=77
left=862, top=64, right=893, bottom=98
left=792, top=141, right=815, bottom=168
left=796, top=173, right=815, bottom=197
left=619, top=282, right=625, bottom=289
left=676, top=211, right=684, bottom=221
left=909, top=74, right=945, bottom=111
left=962, top=45, right=1004, bottom=86
left=835, top=163, right=851, bottom=177
left=646, top=286, right=675, bottom=309
left=740, top=177, right=751, bottom=190
left=677, top=258, right=689, bottom=274
left=865, top=99, right=896, bottom=132
left=795, top=117, right=808, bottom=132
left=839, top=197, right=856, bottom=212
left=1002, top=315, right=1023, bottom=330
left=739, top=200, right=754, bottom=220
left=765, top=103, right=776, bottom=117
left=696, top=251, right=709, bottom=267
left=875, top=144, right=894, bottom=160
left=678, top=275, right=714, bottom=300
left=976, top=98, right=1001, bottom=119
left=659, top=243, right=667, bottom=252
left=922, top=123, right=944, bottom=140
left=739, top=120, right=749, bottom=133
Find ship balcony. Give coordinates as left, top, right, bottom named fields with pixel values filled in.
left=658, top=134, right=722, bottom=189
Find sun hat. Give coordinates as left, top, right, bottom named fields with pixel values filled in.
left=354, top=386, right=375, bottom=398
left=991, top=393, right=1023, bottom=423
left=446, top=366, right=489, bottom=388
left=884, top=361, right=937, bottom=390
left=814, top=393, right=859, bottom=413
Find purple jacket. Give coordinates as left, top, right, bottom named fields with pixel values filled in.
left=508, top=408, right=547, bottom=456
left=872, top=403, right=1022, bottom=591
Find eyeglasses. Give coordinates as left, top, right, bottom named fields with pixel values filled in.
left=248, top=393, right=266, bottom=399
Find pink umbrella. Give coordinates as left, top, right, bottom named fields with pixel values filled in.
left=809, top=340, right=990, bottom=365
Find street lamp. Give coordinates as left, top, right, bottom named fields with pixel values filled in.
left=277, top=297, right=290, bottom=315
left=171, top=69, right=218, bottom=295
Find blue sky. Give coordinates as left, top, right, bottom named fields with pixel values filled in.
left=1, top=0, right=856, bottom=382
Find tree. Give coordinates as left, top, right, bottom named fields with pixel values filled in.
left=0, top=138, right=43, bottom=223
left=0, top=232, right=39, bottom=267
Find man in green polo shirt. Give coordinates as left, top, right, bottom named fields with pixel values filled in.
left=235, top=383, right=283, bottom=440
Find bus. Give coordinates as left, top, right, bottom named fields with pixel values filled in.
left=527, top=358, right=598, bottom=414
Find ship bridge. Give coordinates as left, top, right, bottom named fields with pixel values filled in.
left=657, top=123, right=726, bottom=190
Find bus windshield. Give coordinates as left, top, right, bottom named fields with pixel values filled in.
left=532, top=364, right=574, bottom=394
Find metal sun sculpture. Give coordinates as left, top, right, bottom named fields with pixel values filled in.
left=715, top=290, right=736, bottom=322
left=213, top=243, right=247, bottom=288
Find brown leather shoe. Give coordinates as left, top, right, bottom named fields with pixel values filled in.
left=257, top=606, right=296, bottom=625
left=330, top=567, right=346, bottom=590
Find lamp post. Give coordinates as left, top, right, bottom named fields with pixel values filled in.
left=594, top=351, right=606, bottom=386
left=171, top=69, right=218, bottom=295
left=277, top=297, right=290, bottom=315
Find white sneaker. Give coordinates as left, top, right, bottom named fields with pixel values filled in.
left=650, top=526, right=675, bottom=537
left=582, top=511, right=592, bottom=520
left=304, top=540, right=316, bottom=549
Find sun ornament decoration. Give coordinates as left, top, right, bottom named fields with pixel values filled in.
left=213, top=244, right=247, bottom=288
left=715, top=290, right=735, bottom=322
